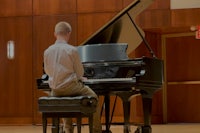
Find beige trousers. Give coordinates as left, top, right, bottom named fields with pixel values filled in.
left=50, top=80, right=102, bottom=133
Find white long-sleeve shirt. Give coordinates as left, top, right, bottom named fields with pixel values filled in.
left=44, top=40, right=84, bottom=90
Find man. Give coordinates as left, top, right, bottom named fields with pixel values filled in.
left=44, top=21, right=102, bottom=133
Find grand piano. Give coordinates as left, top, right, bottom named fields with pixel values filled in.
left=37, top=0, right=164, bottom=133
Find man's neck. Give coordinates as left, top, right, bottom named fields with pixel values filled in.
left=56, top=35, right=68, bottom=42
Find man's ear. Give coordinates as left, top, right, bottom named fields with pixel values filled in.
left=66, top=32, right=71, bottom=38
left=54, top=32, right=57, bottom=37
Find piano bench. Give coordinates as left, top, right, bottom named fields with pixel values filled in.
left=38, top=96, right=98, bottom=133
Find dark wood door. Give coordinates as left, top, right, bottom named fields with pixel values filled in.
left=0, top=17, right=33, bottom=124
left=166, top=34, right=200, bottom=122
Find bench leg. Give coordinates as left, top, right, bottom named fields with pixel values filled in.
left=42, top=114, right=47, bottom=133
left=77, top=116, right=82, bottom=133
left=52, top=117, right=60, bottom=133
left=89, top=115, right=93, bottom=133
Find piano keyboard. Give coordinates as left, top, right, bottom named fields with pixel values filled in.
left=83, top=77, right=136, bottom=83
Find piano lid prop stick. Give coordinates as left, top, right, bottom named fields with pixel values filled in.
left=127, top=12, right=157, bottom=58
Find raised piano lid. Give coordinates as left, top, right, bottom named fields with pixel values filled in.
left=79, top=0, right=155, bottom=54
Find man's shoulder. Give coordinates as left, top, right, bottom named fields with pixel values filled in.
left=44, top=44, right=56, bottom=54
left=45, top=43, right=77, bottom=53
left=64, top=44, right=78, bottom=52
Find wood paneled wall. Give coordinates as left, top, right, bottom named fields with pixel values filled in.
left=33, top=0, right=77, bottom=15
left=171, top=8, right=200, bottom=26
left=77, top=0, right=123, bottom=13
left=0, top=0, right=200, bottom=125
left=0, top=0, right=32, bottom=16
left=137, top=0, right=200, bottom=28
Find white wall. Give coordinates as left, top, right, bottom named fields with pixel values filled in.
left=171, top=0, right=200, bottom=9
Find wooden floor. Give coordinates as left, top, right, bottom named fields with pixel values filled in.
left=1, top=124, right=200, bottom=133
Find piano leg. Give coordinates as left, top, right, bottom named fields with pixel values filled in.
left=142, top=97, right=152, bottom=133
left=115, top=91, right=137, bottom=133
left=123, top=100, right=131, bottom=133
left=135, top=97, right=152, bottom=133
left=102, top=94, right=112, bottom=133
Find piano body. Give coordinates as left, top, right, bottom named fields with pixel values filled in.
left=37, top=0, right=164, bottom=133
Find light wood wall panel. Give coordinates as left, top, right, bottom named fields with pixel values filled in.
left=77, top=0, right=123, bottom=13
left=0, top=0, right=32, bottom=16
left=123, top=0, right=136, bottom=7
left=136, top=9, right=171, bottom=28
left=33, top=0, right=76, bottom=15
left=171, top=9, right=200, bottom=27
left=148, top=0, right=170, bottom=9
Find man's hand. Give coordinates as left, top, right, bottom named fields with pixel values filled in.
left=81, top=77, right=88, bottom=81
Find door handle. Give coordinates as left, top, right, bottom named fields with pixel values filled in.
left=7, top=40, right=15, bottom=60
